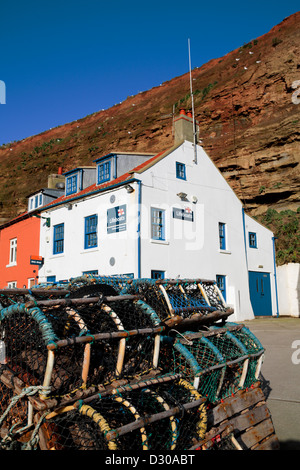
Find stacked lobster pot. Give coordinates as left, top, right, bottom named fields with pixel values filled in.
left=0, top=275, right=279, bottom=450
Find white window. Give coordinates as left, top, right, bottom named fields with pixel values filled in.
left=9, top=238, right=17, bottom=265
left=7, top=281, right=17, bottom=288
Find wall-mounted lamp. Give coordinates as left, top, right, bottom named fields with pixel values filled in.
left=125, top=184, right=135, bottom=193
left=33, top=214, right=51, bottom=227
left=177, top=192, right=188, bottom=201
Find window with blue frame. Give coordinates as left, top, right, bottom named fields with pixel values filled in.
left=176, top=162, right=186, bottom=180
left=219, top=222, right=226, bottom=250
left=151, top=208, right=165, bottom=240
left=216, top=275, right=226, bottom=301
left=53, top=223, right=64, bottom=254
left=249, top=232, right=257, bottom=248
left=46, top=275, right=56, bottom=284
left=98, top=161, right=111, bottom=184
left=151, top=270, right=165, bottom=280
left=66, top=174, right=78, bottom=195
left=84, top=215, right=98, bottom=249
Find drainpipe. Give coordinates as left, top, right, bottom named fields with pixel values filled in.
left=242, top=208, right=248, bottom=269
left=272, top=236, right=279, bottom=317
left=137, top=180, right=142, bottom=278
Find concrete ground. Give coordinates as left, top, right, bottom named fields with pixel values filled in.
left=243, top=317, right=300, bottom=450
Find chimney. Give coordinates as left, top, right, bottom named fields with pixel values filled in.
left=47, top=167, right=65, bottom=189
left=174, top=109, right=199, bottom=145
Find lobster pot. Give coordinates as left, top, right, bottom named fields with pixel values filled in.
left=217, top=323, right=265, bottom=388
left=0, top=303, right=126, bottom=399
left=61, top=276, right=228, bottom=320
left=0, top=304, right=54, bottom=389
left=205, top=330, right=249, bottom=399
left=154, top=378, right=207, bottom=450
left=127, top=279, right=218, bottom=320
left=67, top=285, right=161, bottom=379
left=198, top=280, right=227, bottom=311
left=159, top=336, right=225, bottom=403
left=0, top=293, right=28, bottom=310
left=0, top=380, right=30, bottom=447
left=39, top=379, right=206, bottom=451
left=67, top=275, right=129, bottom=296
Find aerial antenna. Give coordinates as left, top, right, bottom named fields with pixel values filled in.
left=188, top=38, right=197, bottom=164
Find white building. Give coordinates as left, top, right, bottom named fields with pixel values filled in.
left=37, top=111, right=278, bottom=321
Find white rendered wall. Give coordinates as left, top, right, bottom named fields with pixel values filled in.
left=277, top=263, right=300, bottom=317
left=39, top=185, right=139, bottom=282
left=137, top=141, right=255, bottom=320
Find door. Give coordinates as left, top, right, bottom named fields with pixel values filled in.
left=248, top=271, right=272, bottom=316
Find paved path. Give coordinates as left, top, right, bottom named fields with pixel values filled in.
left=243, top=317, right=300, bottom=450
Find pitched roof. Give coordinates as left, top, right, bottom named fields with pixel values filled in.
left=39, top=145, right=177, bottom=212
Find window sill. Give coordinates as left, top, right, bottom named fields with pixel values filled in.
left=219, top=249, right=231, bottom=255
left=81, top=247, right=99, bottom=254
left=150, top=239, right=169, bottom=245
left=6, top=262, right=17, bottom=268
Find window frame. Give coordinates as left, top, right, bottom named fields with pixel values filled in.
left=66, top=174, right=78, bottom=196
left=151, top=207, right=165, bottom=241
left=151, top=270, right=165, bottom=280
left=9, top=238, right=17, bottom=265
left=97, top=160, right=111, bottom=184
left=216, top=274, right=226, bottom=301
left=219, top=222, right=226, bottom=250
left=84, top=214, right=98, bottom=249
left=7, top=281, right=17, bottom=288
left=249, top=232, right=257, bottom=248
left=176, top=162, right=186, bottom=180
left=53, top=223, right=64, bottom=255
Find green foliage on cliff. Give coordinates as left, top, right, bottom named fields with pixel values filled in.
left=256, top=208, right=300, bottom=265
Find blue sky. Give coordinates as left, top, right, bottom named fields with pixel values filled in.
left=0, top=1, right=299, bottom=145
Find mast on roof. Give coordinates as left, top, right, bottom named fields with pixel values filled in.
left=188, top=38, right=197, bottom=164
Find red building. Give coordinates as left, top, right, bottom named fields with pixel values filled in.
left=0, top=213, right=41, bottom=288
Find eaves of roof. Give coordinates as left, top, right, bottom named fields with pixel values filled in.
left=37, top=172, right=137, bottom=213
left=38, top=144, right=177, bottom=213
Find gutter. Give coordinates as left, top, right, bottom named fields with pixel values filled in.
left=272, top=236, right=279, bottom=317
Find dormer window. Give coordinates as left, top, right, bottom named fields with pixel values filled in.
left=98, top=160, right=111, bottom=184
left=28, top=192, right=43, bottom=212
left=66, top=174, right=78, bottom=195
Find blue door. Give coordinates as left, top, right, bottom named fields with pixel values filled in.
left=249, top=271, right=272, bottom=316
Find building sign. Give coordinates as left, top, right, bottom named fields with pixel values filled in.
left=107, top=205, right=127, bottom=233
left=172, top=207, right=194, bottom=222
left=30, top=256, right=44, bottom=266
